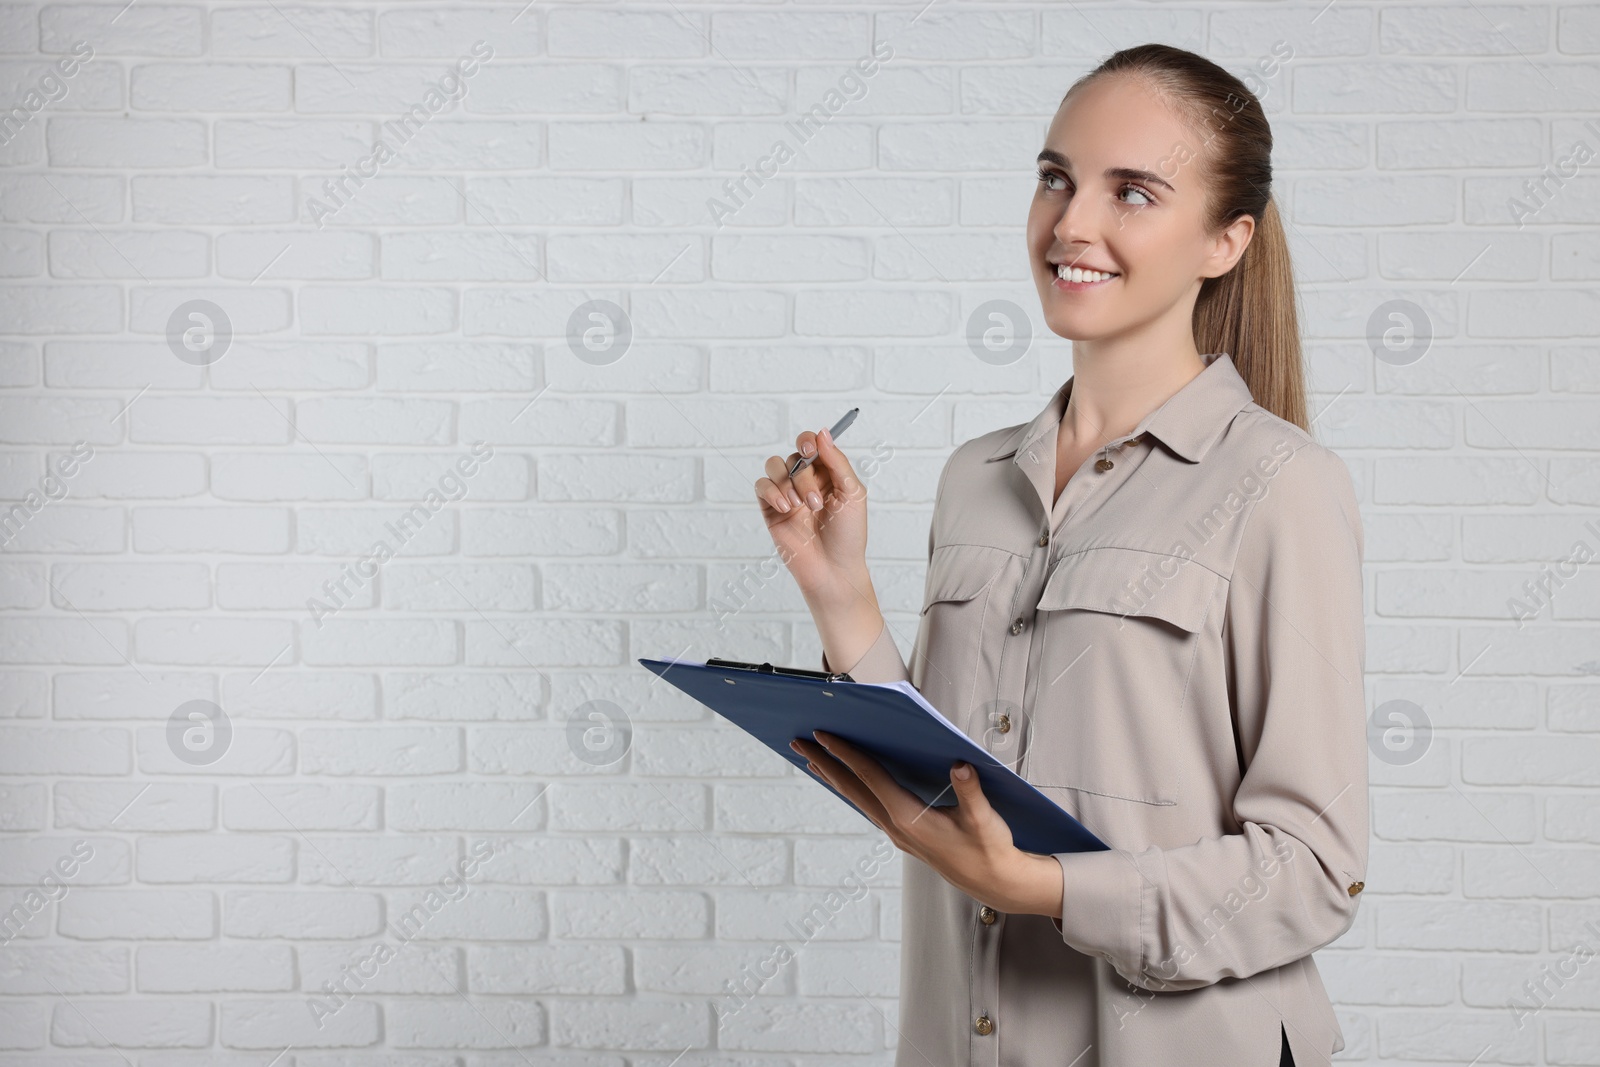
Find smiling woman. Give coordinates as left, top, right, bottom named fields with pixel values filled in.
left=763, top=42, right=1363, bottom=1067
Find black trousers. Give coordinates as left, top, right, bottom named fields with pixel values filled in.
left=1279, top=1023, right=1294, bottom=1066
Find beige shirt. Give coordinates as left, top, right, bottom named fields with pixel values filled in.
left=821, top=352, right=1368, bottom=1067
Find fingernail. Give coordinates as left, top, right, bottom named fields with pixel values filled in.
left=821, top=427, right=832, bottom=445
left=775, top=494, right=790, bottom=513
left=807, top=491, right=822, bottom=511
left=788, top=488, right=804, bottom=509
left=802, top=440, right=816, bottom=457
left=789, top=740, right=801, bottom=752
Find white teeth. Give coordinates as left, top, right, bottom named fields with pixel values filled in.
left=1055, top=264, right=1118, bottom=283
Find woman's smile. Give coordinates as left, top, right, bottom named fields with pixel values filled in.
left=1049, top=263, right=1122, bottom=292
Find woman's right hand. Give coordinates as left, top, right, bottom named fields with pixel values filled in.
left=756, top=426, right=872, bottom=601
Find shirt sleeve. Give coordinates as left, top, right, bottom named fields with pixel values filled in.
left=1049, top=442, right=1369, bottom=993
left=821, top=616, right=912, bottom=683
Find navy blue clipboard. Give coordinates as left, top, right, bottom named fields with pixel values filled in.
left=638, top=656, right=1109, bottom=857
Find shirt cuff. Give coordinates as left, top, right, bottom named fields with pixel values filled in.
left=1052, top=847, right=1145, bottom=981
left=819, top=617, right=910, bottom=685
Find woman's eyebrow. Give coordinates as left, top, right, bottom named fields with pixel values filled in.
left=1035, top=148, right=1175, bottom=193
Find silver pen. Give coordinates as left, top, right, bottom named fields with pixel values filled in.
left=787, top=407, right=859, bottom=478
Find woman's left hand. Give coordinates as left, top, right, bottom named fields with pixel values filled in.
left=790, top=730, right=1063, bottom=917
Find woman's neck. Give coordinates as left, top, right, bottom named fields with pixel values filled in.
left=1059, top=346, right=1209, bottom=447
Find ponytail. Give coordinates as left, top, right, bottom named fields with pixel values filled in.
left=1193, top=197, right=1307, bottom=431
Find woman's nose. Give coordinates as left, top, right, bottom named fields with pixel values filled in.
left=1053, top=195, right=1101, bottom=248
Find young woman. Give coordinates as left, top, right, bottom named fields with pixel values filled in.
left=758, top=44, right=1367, bottom=1067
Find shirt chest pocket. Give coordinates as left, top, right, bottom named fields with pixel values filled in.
left=912, top=543, right=1015, bottom=735
left=1023, top=548, right=1224, bottom=807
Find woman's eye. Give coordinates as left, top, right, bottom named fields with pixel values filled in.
left=1120, top=184, right=1154, bottom=207
left=1035, top=171, right=1153, bottom=207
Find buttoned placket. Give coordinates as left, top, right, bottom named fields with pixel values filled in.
left=967, top=428, right=1149, bottom=1062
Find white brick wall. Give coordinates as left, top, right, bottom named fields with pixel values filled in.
left=0, top=1, right=1596, bottom=1063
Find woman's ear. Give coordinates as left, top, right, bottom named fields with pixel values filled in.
left=1203, top=212, right=1256, bottom=279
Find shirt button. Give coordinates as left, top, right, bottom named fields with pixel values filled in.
left=1037, top=533, right=1048, bottom=547
left=996, top=714, right=1011, bottom=734
left=1348, top=881, right=1364, bottom=895
left=974, top=1014, right=994, bottom=1036
left=1010, top=617, right=1025, bottom=635
left=979, top=906, right=998, bottom=925
left=1095, top=457, right=1114, bottom=472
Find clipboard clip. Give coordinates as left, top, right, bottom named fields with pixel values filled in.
left=705, top=657, right=855, bottom=684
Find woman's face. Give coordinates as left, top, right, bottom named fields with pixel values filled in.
left=1027, top=75, right=1252, bottom=342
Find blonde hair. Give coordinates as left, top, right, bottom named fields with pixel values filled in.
left=1064, top=43, right=1308, bottom=432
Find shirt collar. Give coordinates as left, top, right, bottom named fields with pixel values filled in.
left=984, top=351, right=1255, bottom=465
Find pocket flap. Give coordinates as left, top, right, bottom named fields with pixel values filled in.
left=1037, top=547, right=1221, bottom=634
left=920, top=543, right=1010, bottom=614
